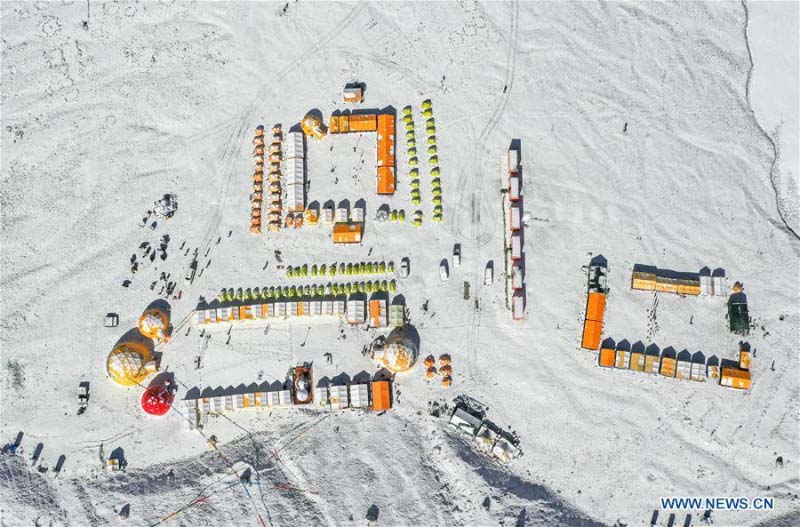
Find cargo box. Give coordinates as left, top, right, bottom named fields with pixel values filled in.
left=675, top=360, right=691, bottom=380
left=599, top=347, right=616, bottom=368
left=630, top=352, right=646, bottom=372
left=660, top=357, right=677, bottom=377
left=644, top=354, right=660, bottom=374
left=615, top=349, right=630, bottom=369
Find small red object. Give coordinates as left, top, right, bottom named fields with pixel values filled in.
left=141, top=385, right=174, bottom=416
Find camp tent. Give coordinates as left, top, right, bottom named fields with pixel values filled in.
left=141, top=385, right=174, bottom=416
left=138, top=308, right=169, bottom=341
left=107, top=341, right=158, bottom=387
left=301, top=113, right=326, bottom=139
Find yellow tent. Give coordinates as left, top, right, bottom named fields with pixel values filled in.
left=301, top=113, right=326, bottom=140
left=138, top=308, right=169, bottom=341
left=106, top=341, right=158, bottom=387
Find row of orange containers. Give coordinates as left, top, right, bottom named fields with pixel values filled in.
left=376, top=113, right=396, bottom=194
left=329, top=113, right=378, bottom=134
left=580, top=292, right=606, bottom=350
left=598, top=343, right=752, bottom=389
left=328, top=111, right=396, bottom=195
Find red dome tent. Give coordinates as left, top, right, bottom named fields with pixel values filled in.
left=141, top=385, right=174, bottom=416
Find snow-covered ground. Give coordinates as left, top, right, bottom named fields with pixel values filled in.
left=2, top=2, right=798, bottom=526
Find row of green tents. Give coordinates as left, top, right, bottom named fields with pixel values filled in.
left=218, top=280, right=398, bottom=303
left=286, top=261, right=395, bottom=278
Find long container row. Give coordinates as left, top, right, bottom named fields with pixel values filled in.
left=182, top=379, right=393, bottom=430
left=580, top=263, right=609, bottom=350
left=504, top=144, right=525, bottom=320
left=598, top=342, right=752, bottom=390
left=194, top=295, right=403, bottom=328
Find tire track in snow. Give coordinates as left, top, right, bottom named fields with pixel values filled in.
left=461, top=0, right=519, bottom=383
left=197, top=3, right=366, bottom=253
left=741, top=0, right=800, bottom=246
left=450, top=0, right=518, bottom=249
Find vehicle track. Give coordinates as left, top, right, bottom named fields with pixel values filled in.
left=197, top=3, right=366, bottom=254
left=450, top=0, right=519, bottom=249
left=462, top=0, right=519, bottom=383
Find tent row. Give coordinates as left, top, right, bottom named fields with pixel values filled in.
left=182, top=379, right=393, bottom=430
left=252, top=124, right=284, bottom=233
left=217, top=281, right=398, bottom=302
left=251, top=125, right=283, bottom=233
left=194, top=296, right=404, bottom=328
left=328, top=111, right=396, bottom=195
left=285, top=260, right=395, bottom=278
left=503, top=144, right=525, bottom=320
left=598, top=342, right=752, bottom=390
left=449, top=407, right=521, bottom=464
left=402, top=106, right=420, bottom=205
left=405, top=100, right=443, bottom=221
left=631, top=264, right=728, bottom=297
left=580, top=262, right=609, bottom=350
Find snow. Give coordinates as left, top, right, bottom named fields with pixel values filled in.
left=2, top=2, right=798, bottom=527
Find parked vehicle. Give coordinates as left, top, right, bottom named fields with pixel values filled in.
left=439, top=260, right=449, bottom=281
left=399, top=257, right=410, bottom=278
left=453, top=244, right=461, bottom=268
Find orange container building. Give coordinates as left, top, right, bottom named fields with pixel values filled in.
left=377, top=166, right=396, bottom=194
left=581, top=292, right=607, bottom=350
left=598, top=347, right=616, bottom=368
left=376, top=114, right=395, bottom=166
left=371, top=380, right=392, bottom=410
left=332, top=222, right=364, bottom=244
left=581, top=320, right=602, bottom=350
left=660, top=357, right=677, bottom=377
left=349, top=113, right=378, bottom=132
left=585, top=292, right=606, bottom=321
left=720, top=367, right=751, bottom=390
left=376, top=113, right=396, bottom=194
